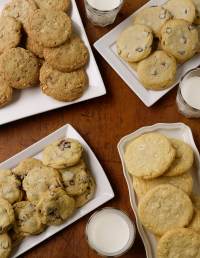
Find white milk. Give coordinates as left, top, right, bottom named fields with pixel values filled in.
left=181, top=76, right=200, bottom=110
left=87, top=0, right=121, bottom=11
left=86, top=208, right=135, bottom=256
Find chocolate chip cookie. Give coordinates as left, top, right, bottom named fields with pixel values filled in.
left=0, top=233, right=12, bottom=258
left=0, top=198, right=15, bottom=233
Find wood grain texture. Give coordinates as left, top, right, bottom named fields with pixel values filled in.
left=0, top=0, right=200, bottom=257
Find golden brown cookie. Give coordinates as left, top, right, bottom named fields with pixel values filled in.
left=34, top=0, right=71, bottom=12
left=0, top=233, right=12, bottom=258
left=40, top=62, right=88, bottom=102
left=0, top=75, right=13, bottom=108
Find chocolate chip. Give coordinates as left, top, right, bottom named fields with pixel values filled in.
left=58, top=140, right=71, bottom=151
left=161, top=62, right=166, bottom=67
left=69, top=180, right=75, bottom=186
left=180, top=36, right=187, bottom=44
left=178, top=50, right=186, bottom=55
left=166, top=27, right=172, bottom=34
left=136, top=47, right=143, bottom=52
left=151, top=69, right=157, bottom=76
left=184, top=9, right=188, bottom=14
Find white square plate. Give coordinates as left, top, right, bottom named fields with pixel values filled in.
left=94, top=0, right=200, bottom=107
left=0, top=124, right=114, bottom=258
left=118, top=123, right=200, bottom=258
left=0, top=0, right=106, bottom=125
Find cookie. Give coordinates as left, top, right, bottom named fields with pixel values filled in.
left=0, top=75, right=13, bottom=108
left=2, top=0, right=37, bottom=32
left=0, top=198, right=15, bottom=233
left=137, top=50, right=177, bottom=90
left=43, top=34, right=89, bottom=72
left=124, top=133, right=176, bottom=179
left=0, top=169, right=23, bottom=204
left=160, top=19, right=198, bottom=63
left=13, top=201, right=45, bottom=235
left=132, top=172, right=193, bottom=200
left=26, top=36, right=44, bottom=59
left=188, top=209, right=200, bottom=234
left=157, top=228, right=200, bottom=258
left=40, top=62, right=88, bottom=102
left=133, top=6, right=172, bottom=37
left=60, top=159, right=90, bottom=196
left=163, top=0, right=196, bottom=23
left=138, top=184, right=193, bottom=236
left=0, top=47, right=40, bottom=89
left=12, top=158, right=44, bottom=179
left=193, top=0, right=200, bottom=24
left=37, top=188, right=75, bottom=225
left=28, top=9, right=72, bottom=48
left=0, top=16, right=21, bottom=54
left=117, top=24, right=153, bottom=62
left=164, top=138, right=194, bottom=176
left=191, top=195, right=200, bottom=210
left=43, top=138, right=83, bottom=169
left=0, top=233, right=12, bottom=258
left=34, top=0, right=71, bottom=12
left=22, top=166, right=63, bottom=202
left=75, top=176, right=96, bottom=208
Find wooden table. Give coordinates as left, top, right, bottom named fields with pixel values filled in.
left=1, top=0, right=200, bottom=257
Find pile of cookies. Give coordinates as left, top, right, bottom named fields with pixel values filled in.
left=0, top=138, right=96, bottom=258
left=124, top=132, right=200, bottom=257
left=117, top=0, right=200, bottom=91
left=0, top=0, right=89, bottom=108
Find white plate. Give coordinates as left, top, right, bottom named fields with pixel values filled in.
left=94, top=0, right=200, bottom=107
left=0, top=0, right=106, bottom=125
left=0, top=124, right=114, bottom=258
left=117, top=123, right=200, bottom=258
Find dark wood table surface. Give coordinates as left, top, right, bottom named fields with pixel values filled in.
left=1, top=0, right=200, bottom=257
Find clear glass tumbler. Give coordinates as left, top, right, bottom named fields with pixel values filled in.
left=176, top=68, right=200, bottom=118
left=84, top=0, right=124, bottom=27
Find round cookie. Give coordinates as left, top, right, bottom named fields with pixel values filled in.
left=133, top=6, right=172, bottom=37
left=37, top=188, right=75, bottom=225
left=0, top=233, right=12, bottom=258
left=0, top=47, right=39, bottom=89
left=28, top=9, right=72, bottom=48
left=0, top=198, right=15, bottom=233
left=0, top=169, right=23, bottom=204
left=0, top=75, right=13, bottom=108
left=26, top=36, right=44, bottom=59
left=138, top=184, right=193, bottom=236
left=2, top=0, right=37, bottom=32
left=193, top=0, right=200, bottom=24
left=60, top=159, right=90, bottom=196
left=13, top=201, right=45, bottom=235
left=160, top=19, right=198, bottom=63
left=75, top=176, right=96, bottom=208
left=34, top=0, right=70, bottom=12
left=137, top=50, right=177, bottom=90
left=0, top=16, right=21, bottom=54
left=42, top=138, right=83, bottom=169
left=43, top=34, right=89, bottom=72
left=188, top=209, right=200, bottom=234
left=117, top=24, right=153, bottom=62
left=22, top=166, right=63, bottom=202
left=12, top=158, right=44, bottom=179
left=132, top=172, right=193, bottom=200
left=163, top=0, right=196, bottom=23
left=40, top=62, right=88, bottom=102
left=164, top=138, right=194, bottom=177
left=157, top=228, right=200, bottom=258
left=124, top=133, right=176, bottom=179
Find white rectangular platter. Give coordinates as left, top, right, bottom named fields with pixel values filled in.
left=117, top=123, right=200, bottom=258
left=0, top=124, right=114, bottom=258
left=0, top=0, right=106, bottom=125
left=94, top=0, right=200, bottom=107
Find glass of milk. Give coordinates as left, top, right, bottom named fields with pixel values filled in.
left=84, top=0, right=124, bottom=27
left=85, top=207, right=136, bottom=256
left=176, top=68, right=200, bottom=118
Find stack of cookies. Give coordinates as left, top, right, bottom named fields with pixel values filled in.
left=0, top=138, right=96, bottom=258
left=124, top=132, right=200, bottom=257
left=117, top=0, right=200, bottom=91
left=0, top=0, right=89, bottom=108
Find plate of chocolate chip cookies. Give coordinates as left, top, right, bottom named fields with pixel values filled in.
left=94, top=0, right=200, bottom=107
left=0, top=0, right=106, bottom=125
left=118, top=123, right=200, bottom=258
left=0, top=124, right=114, bottom=258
